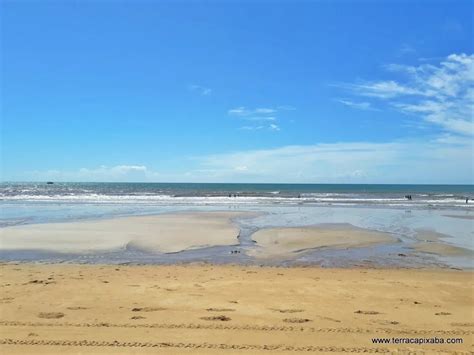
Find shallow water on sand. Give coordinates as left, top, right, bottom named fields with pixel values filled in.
left=0, top=202, right=472, bottom=268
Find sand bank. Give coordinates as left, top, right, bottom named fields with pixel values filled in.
left=412, top=230, right=474, bottom=257
left=0, top=264, right=472, bottom=354
left=413, top=242, right=474, bottom=256
left=0, top=212, right=246, bottom=254
left=248, top=224, right=396, bottom=259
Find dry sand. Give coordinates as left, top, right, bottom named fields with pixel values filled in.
left=248, top=224, right=396, bottom=259
left=0, top=264, right=472, bottom=354
left=0, top=212, right=246, bottom=254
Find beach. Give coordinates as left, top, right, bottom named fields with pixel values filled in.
left=1, top=184, right=473, bottom=353
left=0, top=264, right=472, bottom=354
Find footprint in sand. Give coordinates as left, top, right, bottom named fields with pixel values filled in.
left=200, top=315, right=231, bottom=321
left=66, top=306, right=88, bottom=310
left=435, top=312, right=451, bottom=316
left=131, top=316, right=146, bottom=320
left=283, top=318, right=311, bottom=323
left=38, top=312, right=64, bottom=319
left=450, top=322, right=473, bottom=327
left=270, top=308, right=304, bottom=314
left=373, top=319, right=400, bottom=325
left=0, top=297, right=14, bottom=304
left=131, top=307, right=166, bottom=312
left=206, top=308, right=235, bottom=312
left=354, top=310, right=381, bottom=315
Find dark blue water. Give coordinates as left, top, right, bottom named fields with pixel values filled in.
left=1, top=182, right=473, bottom=198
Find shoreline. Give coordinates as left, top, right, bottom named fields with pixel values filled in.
left=0, top=263, right=472, bottom=354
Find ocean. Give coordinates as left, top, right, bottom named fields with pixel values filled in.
left=1, top=182, right=473, bottom=207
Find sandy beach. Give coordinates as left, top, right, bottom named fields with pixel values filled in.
left=248, top=224, right=396, bottom=259
left=0, top=212, right=473, bottom=353
left=0, top=263, right=472, bottom=354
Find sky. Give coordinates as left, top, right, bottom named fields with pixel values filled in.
left=1, top=0, right=473, bottom=184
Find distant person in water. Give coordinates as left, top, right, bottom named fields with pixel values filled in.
left=466, top=198, right=469, bottom=204
left=405, top=195, right=412, bottom=200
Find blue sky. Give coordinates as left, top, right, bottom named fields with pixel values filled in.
left=1, top=0, right=473, bottom=183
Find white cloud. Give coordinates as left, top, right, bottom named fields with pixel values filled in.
left=254, top=108, right=277, bottom=114
left=228, top=107, right=247, bottom=115
left=240, top=116, right=276, bottom=121
left=346, top=80, right=423, bottom=99
left=228, top=106, right=277, bottom=116
left=228, top=106, right=293, bottom=131
left=188, top=84, right=212, bottom=96
left=240, top=125, right=264, bottom=130
left=345, top=53, right=474, bottom=136
left=336, top=99, right=378, bottom=111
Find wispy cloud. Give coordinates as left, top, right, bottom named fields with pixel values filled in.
left=228, top=107, right=277, bottom=117
left=239, top=125, right=264, bottom=131
left=343, top=53, right=474, bottom=136
left=188, top=84, right=212, bottom=96
left=336, top=99, right=378, bottom=111
left=22, top=136, right=473, bottom=183
left=191, top=138, right=472, bottom=183
left=228, top=106, right=293, bottom=131
left=239, top=116, right=276, bottom=122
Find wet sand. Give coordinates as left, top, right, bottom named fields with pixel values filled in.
left=0, top=212, right=247, bottom=254
left=413, top=242, right=474, bottom=256
left=443, top=214, right=474, bottom=220
left=248, top=224, right=396, bottom=260
left=0, top=264, right=472, bottom=354
left=413, top=230, right=474, bottom=257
